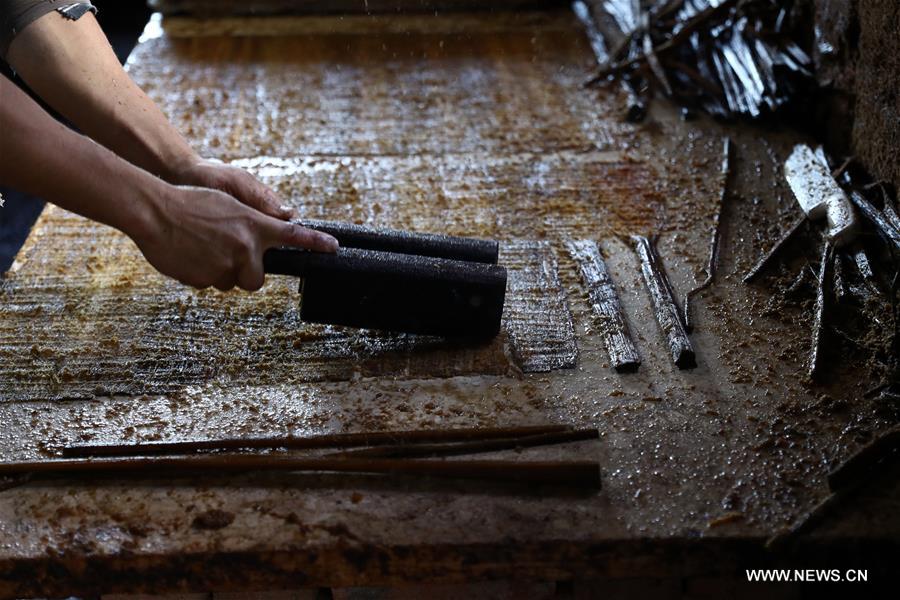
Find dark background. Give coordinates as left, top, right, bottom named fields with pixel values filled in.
left=0, top=0, right=152, bottom=273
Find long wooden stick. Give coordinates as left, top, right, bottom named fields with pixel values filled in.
left=809, top=239, right=834, bottom=380
left=62, top=425, right=571, bottom=458
left=0, top=456, right=602, bottom=488
left=849, top=190, right=900, bottom=254
left=327, top=428, right=599, bottom=459
left=742, top=215, right=806, bottom=284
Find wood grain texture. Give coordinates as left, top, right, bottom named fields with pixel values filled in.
left=126, top=14, right=632, bottom=161
left=0, top=13, right=654, bottom=400
left=150, top=0, right=566, bottom=16
left=228, top=153, right=659, bottom=242
left=1, top=7, right=896, bottom=597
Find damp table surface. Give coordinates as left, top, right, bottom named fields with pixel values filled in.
left=0, top=9, right=897, bottom=596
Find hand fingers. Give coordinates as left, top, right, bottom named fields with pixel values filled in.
left=213, top=273, right=236, bottom=292
left=210, top=262, right=262, bottom=293
left=236, top=260, right=265, bottom=292
left=228, top=169, right=296, bottom=221
left=210, top=255, right=262, bottom=293
left=259, top=217, right=339, bottom=253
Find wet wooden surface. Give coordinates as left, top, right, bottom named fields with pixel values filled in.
left=150, top=0, right=567, bottom=15
left=0, top=8, right=897, bottom=597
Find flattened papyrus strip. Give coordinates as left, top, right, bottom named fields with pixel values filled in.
left=501, top=240, right=578, bottom=372
left=566, top=239, right=640, bottom=372
left=631, top=235, right=696, bottom=370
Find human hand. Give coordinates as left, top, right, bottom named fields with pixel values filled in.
left=173, top=158, right=296, bottom=221
left=131, top=184, right=337, bottom=292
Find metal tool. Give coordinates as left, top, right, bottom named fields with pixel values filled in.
left=745, top=144, right=899, bottom=380
left=683, top=137, right=732, bottom=330
left=744, top=144, right=860, bottom=282
left=847, top=191, right=900, bottom=255
left=745, top=145, right=854, bottom=378
left=783, top=145, right=858, bottom=247
left=263, top=221, right=507, bottom=339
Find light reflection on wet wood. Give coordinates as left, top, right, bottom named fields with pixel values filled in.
left=0, top=13, right=661, bottom=401
left=0, top=10, right=893, bottom=593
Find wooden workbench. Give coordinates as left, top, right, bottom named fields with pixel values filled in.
left=0, top=7, right=897, bottom=597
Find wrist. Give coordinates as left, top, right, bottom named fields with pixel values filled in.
left=167, top=154, right=208, bottom=187
left=118, top=173, right=172, bottom=245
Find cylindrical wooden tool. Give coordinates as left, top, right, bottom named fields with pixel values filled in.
left=263, top=245, right=507, bottom=338
left=299, top=220, right=500, bottom=264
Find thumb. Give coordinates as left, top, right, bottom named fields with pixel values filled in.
left=260, top=217, right=339, bottom=253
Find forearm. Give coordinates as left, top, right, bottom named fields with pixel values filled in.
left=0, top=75, right=163, bottom=239
left=5, top=11, right=199, bottom=183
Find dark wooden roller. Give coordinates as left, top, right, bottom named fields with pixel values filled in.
left=264, top=224, right=507, bottom=338
left=298, top=220, right=500, bottom=264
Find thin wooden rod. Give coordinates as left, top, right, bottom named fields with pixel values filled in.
left=683, top=137, right=731, bottom=331
left=808, top=239, right=834, bottom=380
left=62, top=425, right=572, bottom=458
left=0, top=455, right=602, bottom=489
left=742, top=215, right=806, bottom=284
left=326, top=428, right=600, bottom=459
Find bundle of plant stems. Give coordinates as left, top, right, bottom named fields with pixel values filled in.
left=584, top=0, right=813, bottom=120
